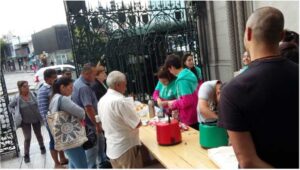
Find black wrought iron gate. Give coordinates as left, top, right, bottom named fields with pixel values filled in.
left=64, top=0, right=205, bottom=102
left=0, top=67, right=20, bottom=159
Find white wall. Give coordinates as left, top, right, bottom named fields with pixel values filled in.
left=253, top=1, right=299, bottom=33
left=208, top=1, right=234, bottom=82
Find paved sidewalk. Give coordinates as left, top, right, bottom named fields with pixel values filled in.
left=0, top=125, right=56, bottom=169
left=0, top=125, right=164, bottom=169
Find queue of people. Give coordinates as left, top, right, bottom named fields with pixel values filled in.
left=9, top=6, right=298, bottom=169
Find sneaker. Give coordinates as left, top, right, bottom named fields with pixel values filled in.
left=99, top=161, right=112, bottom=169
left=40, top=146, right=46, bottom=154
left=24, top=154, right=30, bottom=163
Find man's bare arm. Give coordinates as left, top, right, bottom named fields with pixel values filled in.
left=228, top=130, right=273, bottom=168
left=198, top=99, right=218, bottom=119
left=85, top=105, right=102, bottom=133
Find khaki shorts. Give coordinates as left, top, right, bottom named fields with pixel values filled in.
left=110, top=145, right=143, bottom=168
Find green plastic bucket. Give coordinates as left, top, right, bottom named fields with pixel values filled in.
left=199, top=123, right=228, bottom=148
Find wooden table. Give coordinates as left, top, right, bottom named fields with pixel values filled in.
left=139, top=125, right=218, bottom=168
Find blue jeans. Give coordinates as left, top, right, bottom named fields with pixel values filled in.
left=85, top=145, right=97, bottom=168
left=97, top=132, right=109, bottom=164
left=46, top=125, right=55, bottom=150
left=85, top=133, right=109, bottom=168
left=64, top=147, right=88, bottom=169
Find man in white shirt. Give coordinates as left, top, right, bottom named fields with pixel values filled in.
left=97, top=70, right=143, bottom=168
left=197, top=80, right=222, bottom=123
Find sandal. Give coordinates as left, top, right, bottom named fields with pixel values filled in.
left=60, top=159, right=69, bottom=165
left=54, top=164, right=66, bottom=169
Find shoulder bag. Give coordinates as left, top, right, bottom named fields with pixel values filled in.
left=47, top=96, right=88, bottom=151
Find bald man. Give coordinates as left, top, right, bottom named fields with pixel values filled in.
left=218, top=7, right=298, bottom=168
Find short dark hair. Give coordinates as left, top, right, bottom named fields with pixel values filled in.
left=44, top=69, right=57, bottom=80
left=279, top=42, right=299, bottom=64
left=164, top=54, right=181, bottom=69
left=249, top=7, right=284, bottom=45
left=279, top=30, right=299, bottom=64
left=81, top=63, right=96, bottom=73
left=282, top=30, right=299, bottom=46
left=52, top=77, right=73, bottom=97
left=156, top=66, right=176, bottom=82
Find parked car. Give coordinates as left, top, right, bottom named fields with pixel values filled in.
left=34, top=64, right=76, bottom=90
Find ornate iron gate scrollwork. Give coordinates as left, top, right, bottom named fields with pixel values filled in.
left=65, top=0, right=203, bottom=102
left=0, top=64, right=20, bottom=160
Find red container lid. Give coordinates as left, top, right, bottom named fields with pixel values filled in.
left=156, top=119, right=179, bottom=126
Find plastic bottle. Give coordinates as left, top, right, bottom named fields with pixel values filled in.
left=157, top=107, right=164, bottom=118
left=148, top=99, right=155, bottom=118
